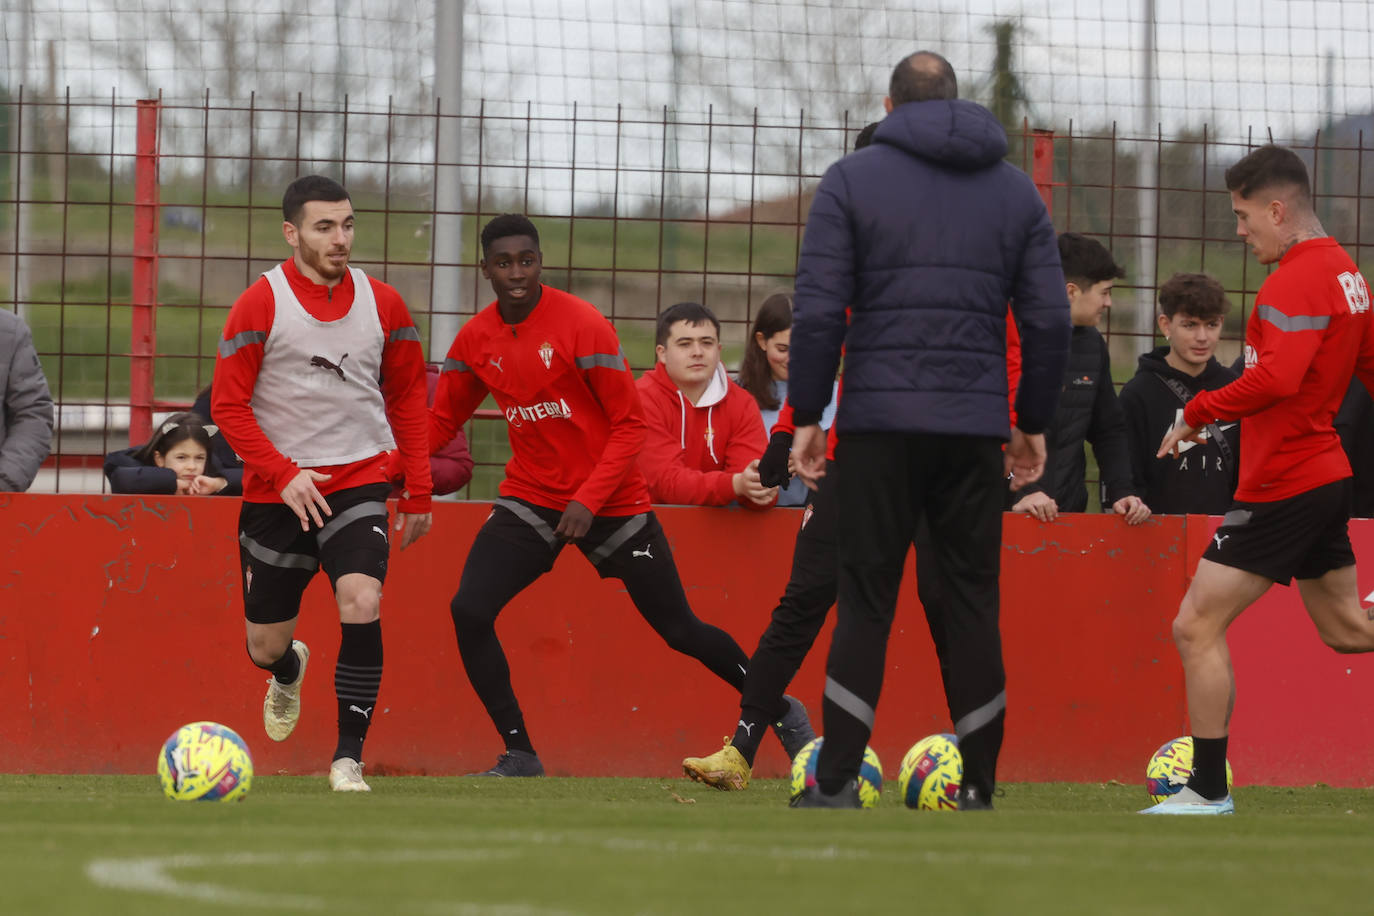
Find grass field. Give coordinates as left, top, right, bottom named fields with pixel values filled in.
left=3, top=776, right=1372, bottom=915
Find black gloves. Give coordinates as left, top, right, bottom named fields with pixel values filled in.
left=757, top=430, right=794, bottom=488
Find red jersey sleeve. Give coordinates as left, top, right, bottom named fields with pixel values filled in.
left=771, top=400, right=796, bottom=437
left=1006, top=305, right=1022, bottom=426
left=430, top=331, right=491, bottom=455
left=570, top=318, right=646, bottom=514
left=1185, top=298, right=1324, bottom=428
left=373, top=279, right=432, bottom=513
left=211, top=279, right=300, bottom=493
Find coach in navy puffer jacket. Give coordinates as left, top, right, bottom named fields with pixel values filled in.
left=783, top=53, right=1070, bottom=810
left=788, top=97, right=1069, bottom=439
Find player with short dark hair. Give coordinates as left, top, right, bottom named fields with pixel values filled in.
left=480, top=212, right=541, bottom=255
left=1221, top=144, right=1314, bottom=202
left=1119, top=273, right=1239, bottom=514
left=281, top=174, right=350, bottom=224
left=213, top=174, right=433, bottom=793
left=423, top=214, right=806, bottom=776
left=1145, top=144, right=1374, bottom=814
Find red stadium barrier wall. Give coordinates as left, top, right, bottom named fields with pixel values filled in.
left=2, top=493, right=1371, bottom=786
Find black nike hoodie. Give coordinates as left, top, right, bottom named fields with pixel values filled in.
left=1118, top=345, right=1240, bottom=515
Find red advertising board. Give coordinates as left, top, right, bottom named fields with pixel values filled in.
left=1, top=494, right=1369, bottom=787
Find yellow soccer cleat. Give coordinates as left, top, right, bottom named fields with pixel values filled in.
left=683, top=742, right=752, bottom=791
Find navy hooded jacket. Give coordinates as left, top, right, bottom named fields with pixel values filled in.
left=789, top=99, right=1070, bottom=439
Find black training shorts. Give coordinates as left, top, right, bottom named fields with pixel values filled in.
left=238, top=482, right=391, bottom=624
left=481, top=496, right=668, bottom=579
left=1202, top=478, right=1354, bottom=585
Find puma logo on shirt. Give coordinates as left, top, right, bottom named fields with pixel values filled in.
left=310, top=353, right=349, bottom=380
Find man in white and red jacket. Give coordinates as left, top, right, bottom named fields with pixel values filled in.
left=212, top=175, right=432, bottom=793
left=636, top=302, right=777, bottom=509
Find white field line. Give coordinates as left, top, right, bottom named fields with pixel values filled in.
left=84, top=849, right=544, bottom=914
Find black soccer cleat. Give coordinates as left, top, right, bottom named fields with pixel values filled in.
left=473, top=749, right=545, bottom=778
left=772, top=695, right=817, bottom=761
left=957, top=785, right=994, bottom=811
left=789, top=779, right=863, bottom=809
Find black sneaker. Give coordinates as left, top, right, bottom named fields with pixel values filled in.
left=772, top=695, right=817, bottom=761
left=789, top=779, right=863, bottom=809
left=473, top=749, right=545, bottom=777
left=957, top=785, right=994, bottom=810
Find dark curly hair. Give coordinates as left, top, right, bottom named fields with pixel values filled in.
left=1158, top=272, right=1231, bottom=322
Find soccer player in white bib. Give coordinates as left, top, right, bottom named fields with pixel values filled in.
left=212, top=176, right=433, bottom=792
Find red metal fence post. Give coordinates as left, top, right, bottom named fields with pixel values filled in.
left=130, top=99, right=160, bottom=446
left=1032, top=128, right=1055, bottom=216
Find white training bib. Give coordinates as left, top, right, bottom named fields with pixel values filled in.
left=252, top=265, right=395, bottom=466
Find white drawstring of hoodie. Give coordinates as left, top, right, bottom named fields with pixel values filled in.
left=674, top=390, right=719, bottom=463
left=675, top=363, right=728, bottom=464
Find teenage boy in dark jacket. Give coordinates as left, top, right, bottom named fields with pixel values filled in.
left=1119, top=273, right=1239, bottom=514
left=1010, top=232, right=1152, bottom=525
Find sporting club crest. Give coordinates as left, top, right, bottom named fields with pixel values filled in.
left=539, top=341, right=554, bottom=369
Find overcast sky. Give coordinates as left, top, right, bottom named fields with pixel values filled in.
left=3, top=0, right=1370, bottom=135
left=4, top=0, right=1371, bottom=213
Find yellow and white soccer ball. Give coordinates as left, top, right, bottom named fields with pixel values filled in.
left=898, top=733, right=963, bottom=810
left=157, top=721, right=254, bottom=802
left=1145, top=736, right=1233, bottom=804
left=789, top=736, right=883, bottom=808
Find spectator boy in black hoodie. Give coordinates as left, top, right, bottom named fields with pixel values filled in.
left=1119, top=272, right=1240, bottom=514
left=1009, top=232, right=1151, bottom=525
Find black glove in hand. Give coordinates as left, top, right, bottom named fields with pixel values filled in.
left=757, top=431, right=794, bottom=488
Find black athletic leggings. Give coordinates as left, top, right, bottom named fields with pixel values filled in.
left=449, top=500, right=749, bottom=745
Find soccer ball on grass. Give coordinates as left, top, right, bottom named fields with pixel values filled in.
left=157, top=721, right=254, bottom=802
left=789, top=736, right=883, bottom=808
left=898, top=733, right=963, bottom=810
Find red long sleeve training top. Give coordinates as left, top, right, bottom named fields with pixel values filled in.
left=428, top=285, right=651, bottom=516
left=1184, top=238, right=1374, bottom=502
